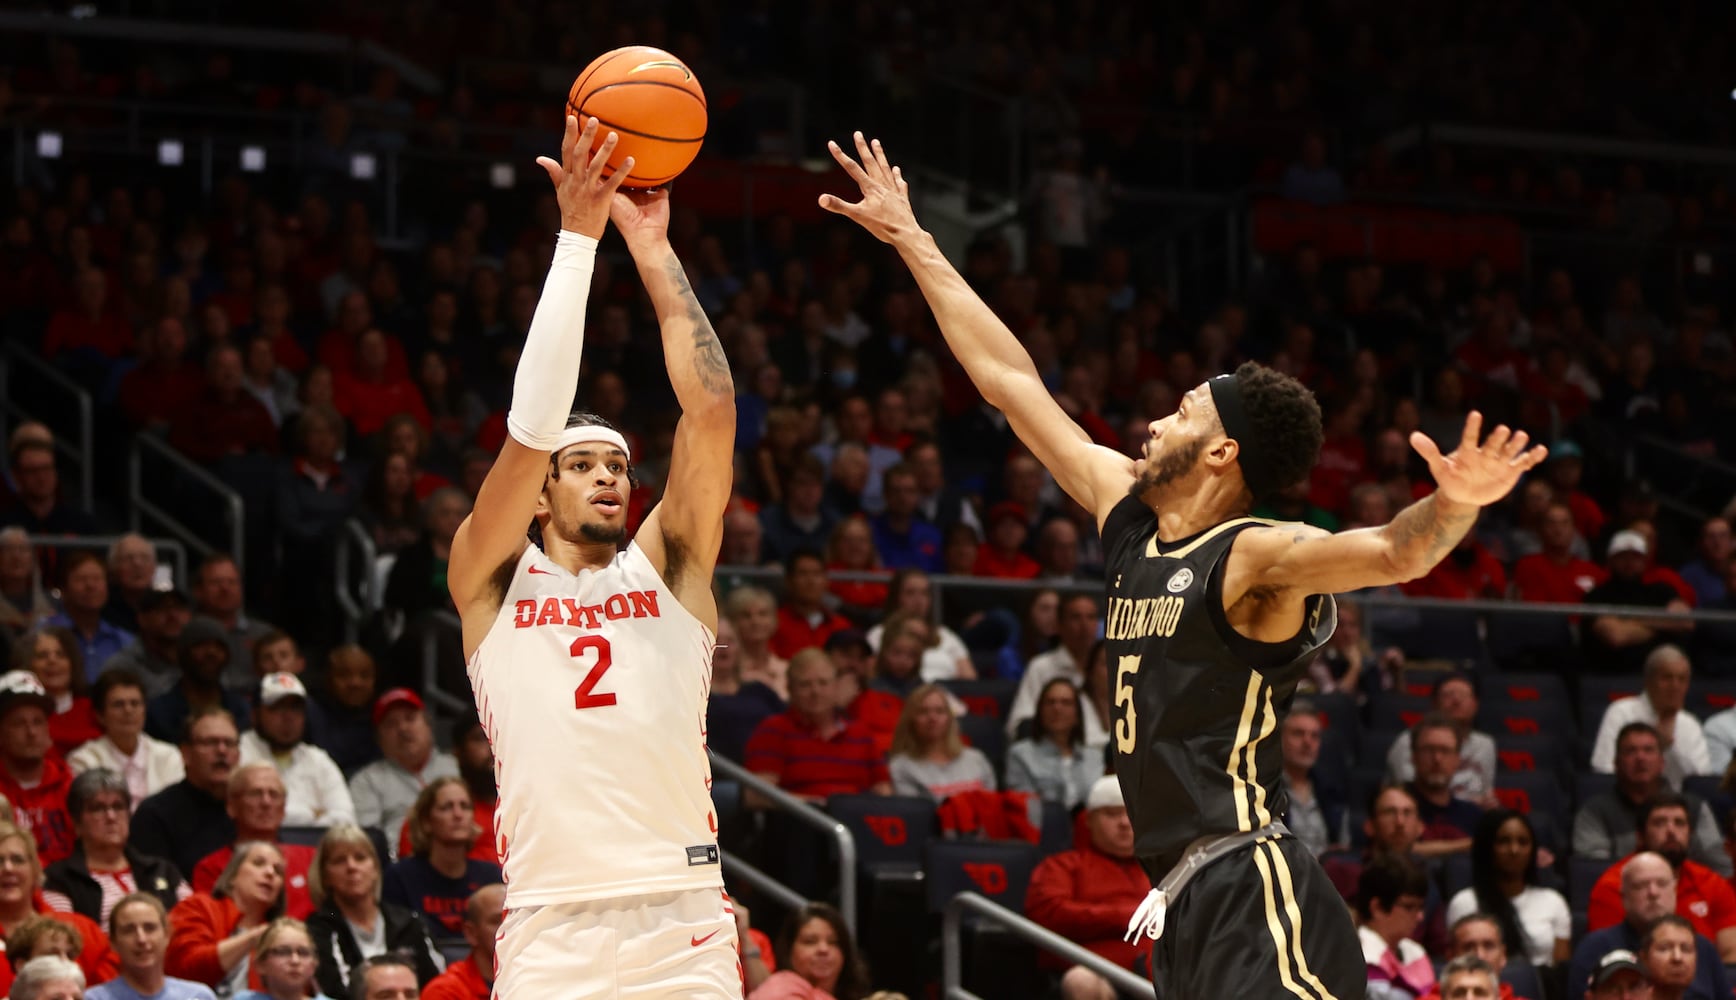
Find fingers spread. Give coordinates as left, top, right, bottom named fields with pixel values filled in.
left=602, top=156, right=636, bottom=196
left=585, top=131, right=620, bottom=185
left=828, top=140, right=870, bottom=186
left=870, top=136, right=893, bottom=176
left=1459, top=411, right=1483, bottom=451
left=852, top=131, right=878, bottom=180
left=570, top=117, right=599, bottom=169
left=1409, top=430, right=1443, bottom=464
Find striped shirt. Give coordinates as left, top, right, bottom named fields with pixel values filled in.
left=745, top=712, right=889, bottom=798
left=42, top=866, right=192, bottom=926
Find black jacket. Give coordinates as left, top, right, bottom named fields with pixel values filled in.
left=43, top=843, right=186, bottom=922
left=129, top=780, right=235, bottom=877
left=306, top=900, right=445, bottom=999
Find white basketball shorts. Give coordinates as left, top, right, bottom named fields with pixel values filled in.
left=494, top=887, right=741, bottom=999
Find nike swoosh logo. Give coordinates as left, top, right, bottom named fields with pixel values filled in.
left=528, top=566, right=556, bottom=576
left=690, top=930, right=720, bottom=947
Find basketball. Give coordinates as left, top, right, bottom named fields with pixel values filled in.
left=567, top=46, right=707, bottom=189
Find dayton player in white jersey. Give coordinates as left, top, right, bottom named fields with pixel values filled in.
left=446, top=116, right=739, bottom=999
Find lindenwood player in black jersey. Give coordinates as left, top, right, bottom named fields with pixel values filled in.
left=820, top=131, right=1549, bottom=999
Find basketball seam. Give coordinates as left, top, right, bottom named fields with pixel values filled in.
left=567, top=49, right=634, bottom=108
left=583, top=78, right=708, bottom=112
left=560, top=106, right=706, bottom=146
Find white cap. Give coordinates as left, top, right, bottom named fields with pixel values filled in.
left=1608, top=530, right=1648, bottom=558
left=1085, top=775, right=1125, bottom=811
left=258, top=671, right=308, bottom=707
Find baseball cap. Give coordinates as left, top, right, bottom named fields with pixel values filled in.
left=177, top=617, right=230, bottom=657
left=1551, top=440, right=1584, bottom=461
left=373, top=688, right=425, bottom=726
left=258, top=672, right=308, bottom=707
left=0, top=671, right=53, bottom=719
left=1607, top=530, right=1649, bottom=558
left=1085, top=775, right=1124, bottom=811
left=987, top=501, right=1027, bottom=527
left=1588, top=948, right=1644, bottom=988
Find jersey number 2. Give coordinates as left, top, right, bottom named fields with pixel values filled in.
left=1114, top=655, right=1139, bottom=753
left=570, top=635, right=616, bottom=709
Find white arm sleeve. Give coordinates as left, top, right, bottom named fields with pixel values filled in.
left=506, top=230, right=599, bottom=451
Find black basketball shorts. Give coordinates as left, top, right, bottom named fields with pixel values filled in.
left=1147, top=834, right=1366, bottom=1000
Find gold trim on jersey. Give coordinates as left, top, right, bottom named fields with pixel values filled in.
left=1252, top=836, right=1339, bottom=1000
left=1143, top=515, right=1278, bottom=560
left=1229, top=674, right=1277, bottom=829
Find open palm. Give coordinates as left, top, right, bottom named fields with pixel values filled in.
left=818, top=132, right=921, bottom=245
left=1410, top=412, right=1549, bottom=506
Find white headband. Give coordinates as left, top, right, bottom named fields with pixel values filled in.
left=552, top=425, right=632, bottom=462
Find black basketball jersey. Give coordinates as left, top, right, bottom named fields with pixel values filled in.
left=1100, top=493, right=1336, bottom=875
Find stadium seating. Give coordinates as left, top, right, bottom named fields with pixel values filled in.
left=828, top=794, right=937, bottom=884
left=924, top=841, right=1043, bottom=914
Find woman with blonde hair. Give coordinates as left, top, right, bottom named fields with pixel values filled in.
left=886, top=685, right=995, bottom=802
left=166, top=840, right=286, bottom=995
left=866, top=570, right=972, bottom=681
left=0, top=821, right=114, bottom=996
left=232, top=917, right=332, bottom=1000
left=381, top=778, right=500, bottom=961
left=304, top=825, right=442, bottom=999
left=725, top=587, right=789, bottom=700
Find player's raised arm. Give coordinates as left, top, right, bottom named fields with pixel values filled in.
left=447, top=117, right=633, bottom=619
left=1231, top=413, right=1549, bottom=601
left=820, top=132, right=1134, bottom=527
left=611, top=188, right=735, bottom=626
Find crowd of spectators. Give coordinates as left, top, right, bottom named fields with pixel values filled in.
left=3, top=2, right=1736, bottom=998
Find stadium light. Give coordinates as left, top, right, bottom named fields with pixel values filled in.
left=489, top=163, right=515, bottom=189
left=36, top=132, right=62, bottom=159
left=157, top=139, right=184, bottom=167
left=350, top=152, right=377, bottom=180
left=239, top=145, right=267, bottom=172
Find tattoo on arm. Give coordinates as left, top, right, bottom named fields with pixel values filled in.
left=662, top=256, right=732, bottom=395
left=1383, top=494, right=1478, bottom=570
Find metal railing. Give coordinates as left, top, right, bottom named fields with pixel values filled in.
left=25, top=534, right=188, bottom=592
left=127, top=434, right=245, bottom=575
left=332, top=519, right=382, bottom=639
left=943, top=891, right=1155, bottom=1000
left=720, top=849, right=811, bottom=916
left=0, top=342, right=94, bottom=514
left=420, top=610, right=472, bottom=719
left=709, top=753, right=858, bottom=936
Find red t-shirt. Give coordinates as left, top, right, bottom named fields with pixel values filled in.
left=49, top=699, right=102, bottom=760
left=846, top=690, right=904, bottom=759
left=1588, top=856, right=1736, bottom=940
left=973, top=546, right=1040, bottom=580
left=770, top=606, right=852, bottom=660
left=1401, top=544, right=1507, bottom=599
left=744, top=712, right=889, bottom=799
left=1513, top=553, right=1607, bottom=604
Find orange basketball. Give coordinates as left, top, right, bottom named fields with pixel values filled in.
left=567, top=46, right=707, bottom=189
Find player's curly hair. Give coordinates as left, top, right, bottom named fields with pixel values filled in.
left=548, top=410, right=639, bottom=488
left=1233, top=361, right=1322, bottom=499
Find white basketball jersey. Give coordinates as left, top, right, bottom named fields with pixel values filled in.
left=468, top=542, right=720, bottom=908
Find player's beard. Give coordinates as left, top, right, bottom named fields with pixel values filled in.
left=1130, top=436, right=1204, bottom=498
left=578, top=521, right=627, bottom=544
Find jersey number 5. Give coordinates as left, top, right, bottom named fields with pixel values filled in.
left=1114, top=655, right=1139, bottom=753
left=570, top=635, right=616, bottom=709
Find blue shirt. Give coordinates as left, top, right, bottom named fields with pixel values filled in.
left=870, top=515, right=944, bottom=572
left=43, top=612, right=134, bottom=681
left=1569, top=922, right=1730, bottom=1000
left=86, top=977, right=218, bottom=1000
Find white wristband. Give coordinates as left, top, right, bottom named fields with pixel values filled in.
left=506, top=230, right=598, bottom=451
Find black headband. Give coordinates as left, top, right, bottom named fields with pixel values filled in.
left=1207, top=372, right=1275, bottom=500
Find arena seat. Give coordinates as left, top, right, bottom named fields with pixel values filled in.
left=1576, top=772, right=1617, bottom=809
left=957, top=713, right=1008, bottom=779
left=1369, top=693, right=1432, bottom=732
left=1358, top=728, right=1403, bottom=771
left=1310, top=692, right=1358, bottom=745
left=1493, top=733, right=1569, bottom=782
left=1481, top=672, right=1570, bottom=706
left=924, top=840, right=1042, bottom=915
left=1491, top=770, right=1566, bottom=819
left=827, top=794, right=936, bottom=884
left=1037, top=799, right=1074, bottom=857
left=940, top=679, right=1018, bottom=722
left=1693, top=679, right=1736, bottom=718
left=1478, top=696, right=1575, bottom=742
